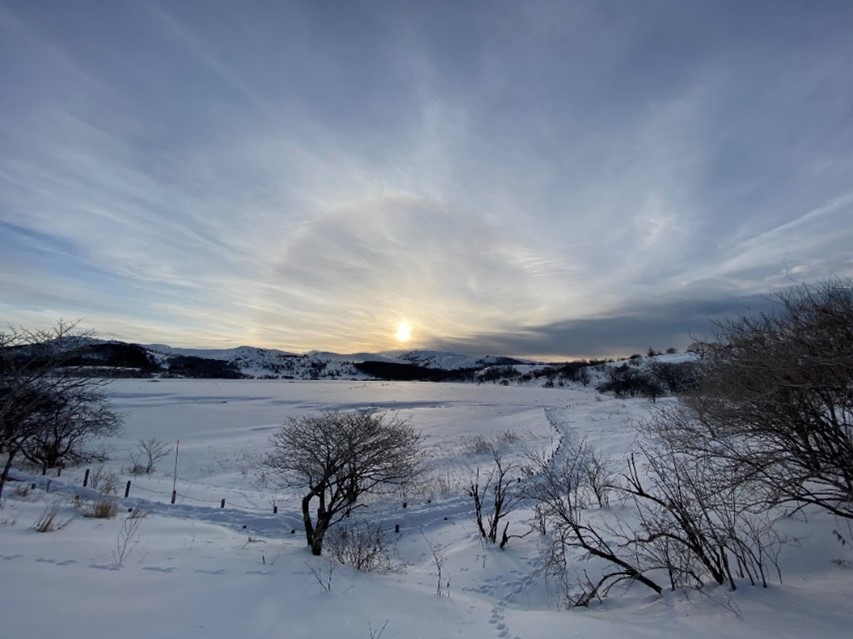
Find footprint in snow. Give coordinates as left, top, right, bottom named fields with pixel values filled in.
left=89, top=563, right=120, bottom=571
left=143, top=566, right=177, bottom=573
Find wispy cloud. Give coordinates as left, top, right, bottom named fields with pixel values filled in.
left=1, top=1, right=852, bottom=356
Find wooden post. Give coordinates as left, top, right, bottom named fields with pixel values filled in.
left=402, top=501, right=407, bottom=509
left=273, top=505, right=278, bottom=514
left=83, top=468, right=90, bottom=487
left=220, top=498, right=225, bottom=508
left=124, top=480, right=131, bottom=498
left=171, top=440, right=180, bottom=502
left=395, top=524, right=400, bottom=533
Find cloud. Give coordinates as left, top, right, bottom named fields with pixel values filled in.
left=1, top=1, right=852, bottom=355
left=258, top=195, right=566, bottom=351
left=426, top=293, right=778, bottom=360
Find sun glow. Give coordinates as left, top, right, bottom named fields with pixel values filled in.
left=395, top=321, right=412, bottom=343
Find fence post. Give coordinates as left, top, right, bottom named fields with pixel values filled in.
left=124, top=480, right=131, bottom=498
left=83, top=468, right=90, bottom=487
left=220, top=498, right=225, bottom=509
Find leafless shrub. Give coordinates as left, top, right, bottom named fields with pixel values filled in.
left=463, top=430, right=521, bottom=456
left=526, top=450, right=663, bottom=606
left=422, top=534, right=449, bottom=598
left=581, top=444, right=615, bottom=508
left=88, top=465, right=119, bottom=493
left=530, top=426, right=786, bottom=607
left=304, top=558, right=335, bottom=591
left=13, top=483, right=31, bottom=499
left=128, top=437, right=171, bottom=475
left=467, top=446, right=525, bottom=548
left=1, top=508, right=17, bottom=526
left=325, top=521, right=397, bottom=573
left=422, top=470, right=458, bottom=500
left=680, top=279, right=853, bottom=520
left=113, top=513, right=144, bottom=566
left=85, top=470, right=119, bottom=519
left=623, top=436, right=783, bottom=591
left=33, top=499, right=71, bottom=532
left=367, top=620, right=390, bottom=639
left=87, top=495, right=118, bottom=519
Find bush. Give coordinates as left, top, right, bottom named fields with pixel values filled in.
left=1, top=321, right=123, bottom=496
left=33, top=500, right=71, bottom=532
left=647, top=361, right=701, bottom=394
left=596, top=365, right=664, bottom=399
left=85, top=469, right=119, bottom=519
left=326, top=521, right=397, bottom=572
left=677, top=279, right=853, bottom=519
left=478, top=365, right=520, bottom=383
left=128, top=437, right=171, bottom=475
left=86, top=495, right=118, bottom=519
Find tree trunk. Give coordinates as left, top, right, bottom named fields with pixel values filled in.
left=0, top=449, right=16, bottom=500
left=311, top=512, right=331, bottom=556
left=301, top=493, right=315, bottom=547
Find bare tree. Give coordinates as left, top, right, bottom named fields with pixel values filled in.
left=264, top=411, right=422, bottom=555
left=1, top=321, right=122, bottom=498
left=467, top=445, right=524, bottom=548
left=21, top=385, right=120, bottom=474
left=676, top=279, right=853, bottom=519
left=526, top=449, right=663, bottom=604
left=129, top=437, right=171, bottom=475
left=622, top=439, right=782, bottom=591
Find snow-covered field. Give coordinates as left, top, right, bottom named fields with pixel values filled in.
left=1, top=380, right=851, bottom=639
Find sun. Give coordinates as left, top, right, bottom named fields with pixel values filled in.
left=395, top=321, right=412, bottom=343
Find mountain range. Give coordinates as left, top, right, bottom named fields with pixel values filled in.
left=75, top=340, right=534, bottom=381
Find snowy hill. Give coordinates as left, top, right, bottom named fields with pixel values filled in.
left=143, top=344, right=367, bottom=380
left=22, top=339, right=535, bottom=381
left=386, top=349, right=528, bottom=370
left=31, top=340, right=700, bottom=391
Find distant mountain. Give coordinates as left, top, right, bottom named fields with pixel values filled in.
left=125, top=344, right=538, bottom=380
left=386, top=350, right=530, bottom=371
left=142, top=344, right=366, bottom=380
left=12, top=337, right=699, bottom=393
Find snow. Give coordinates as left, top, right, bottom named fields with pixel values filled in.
left=1, top=380, right=850, bottom=639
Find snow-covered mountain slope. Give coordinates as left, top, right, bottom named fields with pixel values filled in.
left=135, top=344, right=534, bottom=380
left=143, top=344, right=367, bottom=380
left=384, top=349, right=528, bottom=370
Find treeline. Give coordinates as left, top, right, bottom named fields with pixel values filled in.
left=354, top=360, right=478, bottom=382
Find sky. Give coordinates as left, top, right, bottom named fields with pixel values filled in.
left=1, top=0, right=852, bottom=359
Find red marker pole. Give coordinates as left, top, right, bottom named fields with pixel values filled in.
left=171, top=439, right=180, bottom=504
